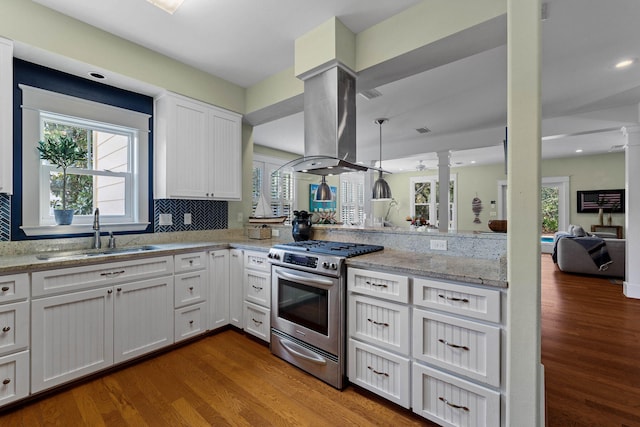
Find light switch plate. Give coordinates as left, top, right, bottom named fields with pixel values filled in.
left=430, top=239, right=447, bottom=251
left=159, top=213, right=172, bottom=226
left=184, top=213, right=192, bottom=225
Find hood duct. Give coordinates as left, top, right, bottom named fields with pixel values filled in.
left=292, top=65, right=366, bottom=175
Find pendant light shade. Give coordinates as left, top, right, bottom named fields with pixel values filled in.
left=372, top=118, right=392, bottom=201
left=315, top=176, right=333, bottom=202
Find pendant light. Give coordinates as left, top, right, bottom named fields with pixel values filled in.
left=315, top=175, right=333, bottom=202
left=372, top=118, right=392, bottom=201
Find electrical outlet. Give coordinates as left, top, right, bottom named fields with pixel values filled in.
left=159, top=213, right=172, bottom=226
left=272, top=229, right=280, bottom=237
left=430, top=239, right=448, bottom=251
left=490, top=211, right=497, bottom=217
left=184, top=213, right=192, bottom=225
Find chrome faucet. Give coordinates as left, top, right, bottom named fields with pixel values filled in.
left=92, top=208, right=101, bottom=249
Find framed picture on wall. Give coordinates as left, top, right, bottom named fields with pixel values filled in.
left=576, top=189, right=625, bottom=213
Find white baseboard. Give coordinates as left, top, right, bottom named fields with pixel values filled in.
left=623, top=281, right=640, bottom=299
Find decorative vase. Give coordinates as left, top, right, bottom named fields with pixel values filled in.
left=54, top=209, right=74, bottom=225
left=598, top=208, right=604, bottom=226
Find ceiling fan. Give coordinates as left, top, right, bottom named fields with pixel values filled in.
left=416, top=160, right=427, bottom=171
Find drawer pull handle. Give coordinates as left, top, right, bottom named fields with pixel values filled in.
left=438, top=294, right=469, bottom=303
left=189, top=320, right=194, bottom=325
left=107, top=289, right=113, bottom=294
left=255, top=260, right=264, bottom=264
left=367, top=318, right=389, bottom=327
left=100, top=270, right=126, bottom=277
left=1, top=326, right=10, bottom=333
left=1, top=286, right=9, bottom=292
left=252, top=318, right=263, bottom=325
left=189, top=260, right=193, bottom=265
left=367, top=366, right=389, bottom=377
left=116, top=288, right=122, bottom=292
left=252, top=285, right=263, bottom=291
left=438, top=339, right=469, bottom=351
left=365, top=281, right=388, bottom=288
left=188, top=286, right=194, bottom=291
left=439, top=397, right=469, bottom=412
left=2, top=378, right=9, bottom=385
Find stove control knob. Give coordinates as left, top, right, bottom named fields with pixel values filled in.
left=330, top=263, right=337, bottom=270
left=267, top=252, right=273, bottom=258
left=273, top=253, right=280, bottom=260
left=322, top=261, right=330, bottom=269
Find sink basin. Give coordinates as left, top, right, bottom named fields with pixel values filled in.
left=36, top=245, right=161, bottom=261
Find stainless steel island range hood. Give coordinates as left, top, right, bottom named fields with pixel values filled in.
left=291, top=65, right=366, bottom=176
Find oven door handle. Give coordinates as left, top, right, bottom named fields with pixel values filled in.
left=273, top=268, right=334, bottom=287
left=279, top=338, right=327, bottom=365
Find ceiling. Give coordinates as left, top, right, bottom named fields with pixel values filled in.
left=27, top=0, right=640, bottom=172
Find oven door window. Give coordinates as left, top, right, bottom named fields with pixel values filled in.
left=278, top=278, right=329, bottom=335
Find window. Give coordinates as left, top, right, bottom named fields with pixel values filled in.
left=340, top=173, right=365, bottom=225
left=253, top=155, right=294, bottom=223
left=20, top=84, right=150, bottom=235
left=409, top=174, right=457, bottom=229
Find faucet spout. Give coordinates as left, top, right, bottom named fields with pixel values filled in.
left=92, top=208, right=101, bottom=249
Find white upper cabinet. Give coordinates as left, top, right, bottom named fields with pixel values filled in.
left=154, top=92, right=242, bottom=200
left=0, top=37, right=13, bottom=195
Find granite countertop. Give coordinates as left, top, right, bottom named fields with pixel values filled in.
left=0, top=236, right=506, bottom=288
left=346, top=248, right=507, bottom=288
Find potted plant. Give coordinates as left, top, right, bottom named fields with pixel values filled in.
left=37, top=135, right=87, bottom=225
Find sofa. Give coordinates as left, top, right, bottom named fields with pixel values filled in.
left=554, top=233, right=625, bottom=278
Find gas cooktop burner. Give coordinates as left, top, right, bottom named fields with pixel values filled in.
left=273, top=240, right=384, bottom=258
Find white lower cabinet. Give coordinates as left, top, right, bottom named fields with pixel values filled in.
left=348, top=339, right=410, bottom=408
left=412, top=363, right=500, bottom=427
left=243, top=301, right=270, bottom=341
left=175, top=302, right=207, bottom=342
left=0, top=350, right=29, bottom=406
left=229, top=249, right=244, bottom=329
left=348, top=267, right=504, bottom=426
left=209, top=250, right=230, bottom=330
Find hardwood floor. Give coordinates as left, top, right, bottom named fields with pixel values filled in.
left=3, top=256, right=638, bottom=426
left=542, top=254, right=640, bottom=426
left=0, top=331, right=431, bottom=426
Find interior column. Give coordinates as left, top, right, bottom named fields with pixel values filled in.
left=437, top=150, right=450, bottom=232
left=623, top=125, right=640, bottom=298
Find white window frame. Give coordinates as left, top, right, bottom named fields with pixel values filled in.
left=20, top=84, right=150, bottom=236
left=253, top=154, right=295, bottom=223
left=339, top=172, right=365, bottom=225
left=409, top=174, right=457, bottom=230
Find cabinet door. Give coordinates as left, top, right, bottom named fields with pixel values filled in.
left=211, top=110, right=242, bottom=200
left=174, top=270, right=207, bottom=309
left=31, top=288, right=114, bottom=393
left=244, top=269, right=271, bottom=308
left=114, top=276, right=173, bottom=364
left=244, top=302, right=270, bottom=342
left=0, top=350, right=29, bottom=407
left=209, top=250, right=230, bottom=330
left=0, top=37, right=12, bottom=195
left=166, top=96, right=210, bottom=198
left=349, top=294, right=410, bottom=354
left=174, top=302, right=207, bottom=343
left=229, top=249, right=244, bottom=328
left=0, top=301, right=29, bottom=356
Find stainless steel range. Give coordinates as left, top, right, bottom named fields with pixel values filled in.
left=268, top=240, right=384, bottom=389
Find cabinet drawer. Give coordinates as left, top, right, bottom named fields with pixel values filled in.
left=348, top=339, right=410, bottom=408
left=174, top=252, right=207, bottom=273
left=0, top=274, right=29, bottom=304
left=174, top=270, right=207, bottom=308
left=0, top=350, right=29, bottom=408
left=413, top=308, right=500, bottom=387
left=244, top=270, right=271, bottom=308
left=174, top=302, right=207, bottom=342
left=243, top=251, right=270, bottom=272
left=349, top=295, right=410, bottom=354
left=32, top=256, right=174, bottom=297
left=413, top=278, right=501, bottom=323
left=347, top=268, right=409, bottom=303
left=0, top=301, right=29, bottom=356
left=412, top=363, right=500, bottom=427
left=244, top=302, right=270, bottom=342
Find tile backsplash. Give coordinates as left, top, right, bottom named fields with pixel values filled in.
left=153, top=199, right=228, bottom=233
left=0, top=196, right=228, bottom=241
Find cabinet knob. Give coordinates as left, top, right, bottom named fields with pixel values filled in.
left=117, top=287, right=122, bottom=292
left=1, top=286, right=9, bottom=292
left=188, top=286, right=194, bottom=291
left=189, top=320, right=194, bottom=325
left=189, top=260, right=193, bottom=265
left=1, top=326, right=10, bottom=333
left=2, top=378, right=10, bottom=385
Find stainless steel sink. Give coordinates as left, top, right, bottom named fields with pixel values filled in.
left=36, top=245, right=161, bottom=261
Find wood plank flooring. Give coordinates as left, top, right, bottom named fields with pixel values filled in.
left=3, top=255, right=639, bottom=426
left=541, top=254, right=640, bottom=426
left=0, top=331, right=431, bottom=426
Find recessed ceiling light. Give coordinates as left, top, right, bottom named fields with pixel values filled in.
left=470, top=160, right=476, bottom=164
left=615, top=59, right=635, bottom=69
left=88, top=72, right=105, bottom=79
left=146, top=0, right=185, bottom=14
left=575, top=149, right=583, bottom=153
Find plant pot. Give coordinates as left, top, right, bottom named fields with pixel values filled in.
left=54, top=209, right=74, bottom=225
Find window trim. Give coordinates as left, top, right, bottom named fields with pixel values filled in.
left=409, top=174, right=458, bottom=230
left=253, top=154, right=295, bottom=223
left=19, top=84, right=150, bottom=236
